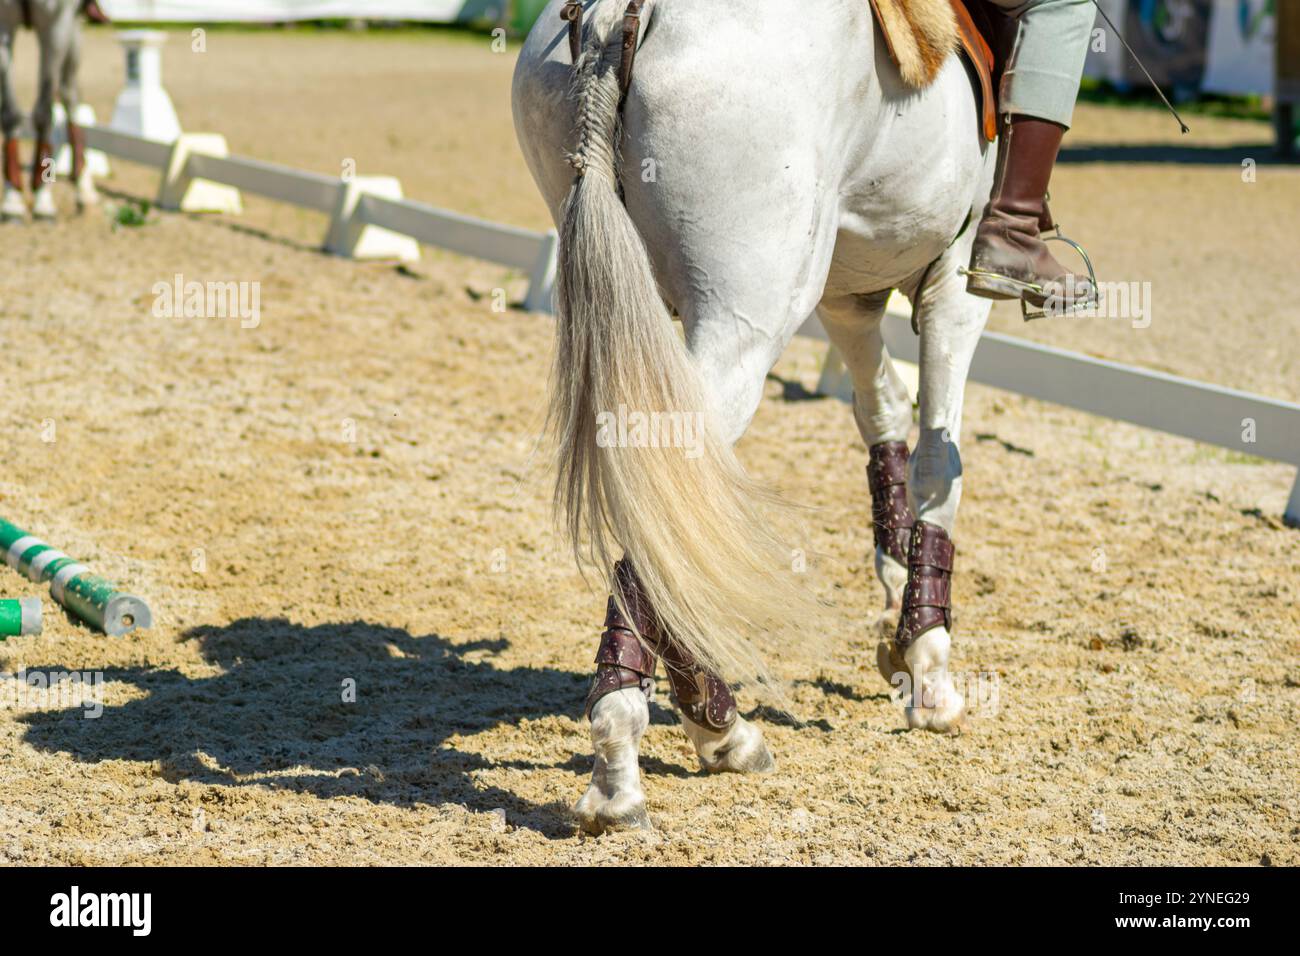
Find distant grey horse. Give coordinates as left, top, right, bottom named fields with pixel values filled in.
left=0, top=0, right=106, bottom=221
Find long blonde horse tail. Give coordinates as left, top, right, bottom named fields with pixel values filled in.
left=549, top=12, right=819, bottom=698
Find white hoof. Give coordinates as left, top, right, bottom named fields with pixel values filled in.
left=31, top=186, right=57, bottom=221
left=876, top=638, right=909, bottom=688
left=680, top=713, right=775, bottom=774
left=902, top=627, right=965, bottom=733
left=75, top=174, right=99, bottom=210
left=574, top=689, right=652, bottom=834
left=874, top=546, right=908, bottom=611
left=1, top=185, right=25, bottom=221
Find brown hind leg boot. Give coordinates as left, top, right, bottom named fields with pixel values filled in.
left=83, top=1, right=111, bottom=24
left=965, top=115, right=1094, bottom=311
left=30, top=140, right=53, bottom=192
left=3, top=138, right=20, bottom=191
left=67, top=121, right=86, bottom=183
left=870, top=441, right=918, bottom=683
left=584, top=559, right=658, bottom=719
left=867, top=441, right=914, bottom=568
left=588, top=559, right=737, bottom=732
left=659, top=633, right=738, bottom=734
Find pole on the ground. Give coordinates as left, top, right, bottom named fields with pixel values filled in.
left=0, top=598, right=42, bottom=638
left=0, top=519, right=151, bottom=637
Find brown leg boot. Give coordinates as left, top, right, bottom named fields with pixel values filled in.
left=2, top=138, right=20, bottom=191
left=603, top=559, right=773, bottom=774
left=82, top=1, right=111, bottom=24
left=965, top=115, right=1095, bottom=311
left=30, top=140, right=53, bottom=192
left=583, top=560, right=658, bottom=720
left=0, top=138, right=23, bottom=221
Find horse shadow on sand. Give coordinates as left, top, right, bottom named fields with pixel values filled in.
left=14, top=617, right=693, bottom=838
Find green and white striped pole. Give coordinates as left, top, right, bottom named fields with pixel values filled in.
left=0, top=518, right=151, bottom=636
left=0, top=597, right=42, bottom=638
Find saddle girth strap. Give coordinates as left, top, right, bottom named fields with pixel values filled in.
left=867, top=441, right=915, bottom=566
left=895, top=521, right=955, bottom=650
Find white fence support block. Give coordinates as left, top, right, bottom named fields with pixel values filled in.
left=325, top=177, right=420, bottom=262
left=158, top=133, right=243, bottom=214
left=1286, top=473, right=1300, bottom=528
left=523, top=230, right=558, bottom=313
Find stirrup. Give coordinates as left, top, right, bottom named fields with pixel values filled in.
left=960, top=227, right=1099, bottom=321
left=1023, top=228, right=1099, bottom=321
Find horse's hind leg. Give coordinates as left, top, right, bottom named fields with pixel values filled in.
left=0, top=17, right=24, bottom=221
left=818, top=291, right=916, bottom=617
left=575, top=556, right=774, bottom=835
left=890, top=252, right=992, bottom=732
left=59, top=14, right=95, bottom=210
left=28, top=2, right=74, bottom=221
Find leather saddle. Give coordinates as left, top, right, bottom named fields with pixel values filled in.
left=870, top=0, right=1003, bottom=142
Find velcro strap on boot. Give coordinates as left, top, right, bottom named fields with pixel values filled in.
left=895, top=521, right=955, bottom=650
left=668, top=669, right=737, bottom=732
left=902, top=574, right=950, bottom=612
left=585, top=565, right=660, bottom=718
left=909, top=523, right=954, bottom=573
left=593, top=624, right=657, bottom=677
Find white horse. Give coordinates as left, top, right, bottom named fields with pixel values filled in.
left=0, top=0, right=101, bottom=221
left=513, top=0, right=995, bottom=832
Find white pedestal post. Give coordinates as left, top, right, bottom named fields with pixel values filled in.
left=109, top=30, right=182, bottom=142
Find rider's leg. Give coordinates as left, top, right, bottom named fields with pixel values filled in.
left=966, top=0, right=1096, bottom=307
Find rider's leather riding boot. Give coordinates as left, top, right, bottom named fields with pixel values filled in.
left=965, top=115, right=1094, bottom=309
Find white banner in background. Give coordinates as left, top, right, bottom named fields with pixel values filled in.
left=1201, top=0, right=1274, bottom=95
left=99, top=1, right=473, bottom=21
left=1084, top=0, right=1276, bottom=96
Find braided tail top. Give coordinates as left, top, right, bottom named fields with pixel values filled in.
left=565, top=28, right=626, bottom=182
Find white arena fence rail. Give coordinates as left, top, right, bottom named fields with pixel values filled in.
left=80, top=122, right=1300, bottom=526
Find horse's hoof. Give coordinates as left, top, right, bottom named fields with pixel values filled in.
left=1, top=188, right=26, bottom=222
left=685, top=714, right=775, bottom=774
left=905, top=689, right=965, bottom=734
left=31, top=189, right=57, bottom=221
left=901, top=628, right=964, bottom=733
left=876, top=639, right=909, bottom=686
left=76, top=179, right=100, bottom=211
left=573, top=788, right=652, bottom=835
